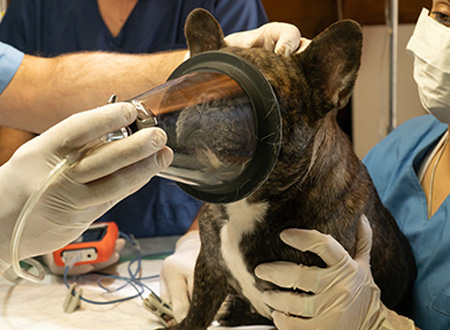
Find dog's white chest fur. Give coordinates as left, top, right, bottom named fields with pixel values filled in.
left=220, top=199, right=271, bottom=318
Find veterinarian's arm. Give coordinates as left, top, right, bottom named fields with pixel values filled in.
left=0, top=50, right=186, bottom=133
left=254, top=215, right=417, bottom=330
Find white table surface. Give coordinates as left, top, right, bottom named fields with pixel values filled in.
left=0, top=236, right=273, bottom=330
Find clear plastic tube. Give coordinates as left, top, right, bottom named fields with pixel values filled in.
left=10, top=156, right=73, bottom=282
left=9, top=129, right=129, bottom=282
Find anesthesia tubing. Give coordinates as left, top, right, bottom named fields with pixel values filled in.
left=10, top=153, right=76, bottom=282
left=9, top=129, right=128, bottom=283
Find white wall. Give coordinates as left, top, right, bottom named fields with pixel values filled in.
left=352, top=24, right=425, bottom=159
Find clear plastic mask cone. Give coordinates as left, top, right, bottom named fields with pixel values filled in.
left=127, top=52, right=281, bottom=203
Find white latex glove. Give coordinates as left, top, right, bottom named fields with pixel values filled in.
left=43, top=238, right=126, bottom=275
left=159, top=230, right=200, bottom=322
left=0, top=102, right=173, bottom=274
left=254, top=216, right=416, bottom=330
left=224, top=22, right=311, bottom=56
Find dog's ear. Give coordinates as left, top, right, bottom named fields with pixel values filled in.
left=295, top=20, right=362, bottom=113
left=185, top=8, right=227, bottom=56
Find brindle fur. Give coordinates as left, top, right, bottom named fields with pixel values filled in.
left=166, top=9, right=416, bottom=329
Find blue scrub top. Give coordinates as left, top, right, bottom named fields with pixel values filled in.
left=0, top=41, right=23, bottom=93
left=0, top=0, right=268, bottom=237
left=363, top=115, right=450, bottom=330
left=0, top=0, right=268, bottom=55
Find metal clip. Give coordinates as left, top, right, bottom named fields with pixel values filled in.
left=143, top=292, right=176, bottom=327
left=107, top=94, right=117, bottom=104
left=131, top=100, right=158, bottom=129
left=102, top=94, right=132, bottom=142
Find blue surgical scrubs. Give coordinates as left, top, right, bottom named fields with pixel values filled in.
left=0, top=0, right=267, bottom=55
left=0, top=42, right=23, bottom=93
left=363, top=115, right=450, bottom=330
left=0, top=0, right=268, bottom=237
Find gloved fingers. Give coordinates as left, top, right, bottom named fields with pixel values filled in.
left=92, top=147, right=173, bottom=203
left=255, top=261, right=327, bottom=293
left=224, top=30, right=262, bottom=49
left=271, top=310, right=317, bottom=330
left=160, top=264, right=191, bottom=322
left=171, top=292, right=190, bottom=323
left=67, top=127, right=169, bottom=183
left=159, top=231, right=199, bottom=318
left=355, top=215, right=373, bottom=263
left=262, top=290, right=316, bottom=318
left=43, top=102, right=137, bottom=152
left=297, top=37, right=312, bottom=53
left=186, top=273, right=194, bottom=300
left=159, top=274, right=170, bottom=303
left=265, top=22, right=302, bottom=56
left=224, top=22, right=302, bottom=57
left=61, top=147, right=173, bottom=209
left=280, top=228, right=348, bottom=267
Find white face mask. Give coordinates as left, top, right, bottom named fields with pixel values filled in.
left=406, top=8, right=450, bottom=124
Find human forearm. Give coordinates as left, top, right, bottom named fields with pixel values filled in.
left=187, top=213, right=200, bottom=231
left=0, top=128, right=35, bottom=165
left=0, top=50, right=186, bottom=132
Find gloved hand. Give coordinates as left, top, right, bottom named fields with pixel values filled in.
left=43, top=238, right=126, bottom=275
left=0, top=102, right=173, bottom=274
left=159, top=230, right=200, bottom=322
left=254, top=216, right=416, bottom=330
left=224, top=22, right=311, bottom=56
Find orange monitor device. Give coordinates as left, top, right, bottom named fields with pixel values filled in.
left=52, top=222, right=119, bottom=267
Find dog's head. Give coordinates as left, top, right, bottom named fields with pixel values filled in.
left=182, top=9, right=363, bottom=200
